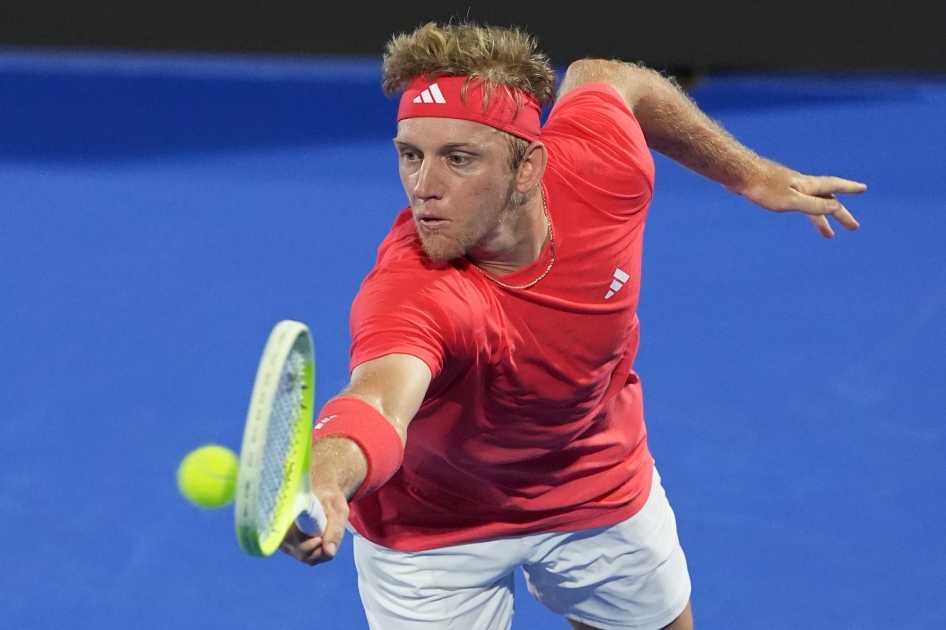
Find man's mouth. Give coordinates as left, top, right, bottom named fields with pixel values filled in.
left=416, top=215, right=450, bottom=231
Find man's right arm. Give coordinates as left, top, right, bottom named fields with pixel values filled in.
left=279, top=352, right=431, bottom=565
left=558, top=59, right=866, bottom=238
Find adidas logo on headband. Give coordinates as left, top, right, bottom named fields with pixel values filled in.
left=398, top=76, right=542, bottom=141
left=413, top=82, right=447, bottom=104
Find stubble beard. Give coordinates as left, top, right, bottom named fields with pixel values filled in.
left=416, top=189, right=520, bottom=263
left=418, top=214, right=493, bottom=262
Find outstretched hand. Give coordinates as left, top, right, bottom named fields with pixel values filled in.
left=728, top=159, right=867, bottom=238
left=278, top=488, right=350, bottom=566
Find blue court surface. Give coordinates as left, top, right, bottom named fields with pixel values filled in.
left=1, top=50, right=944, bottom=629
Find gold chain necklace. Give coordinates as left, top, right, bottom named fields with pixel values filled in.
left=474, top=187, right=554, bottom=291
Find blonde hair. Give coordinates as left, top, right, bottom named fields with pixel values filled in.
left=383, top=22, right=556, bottom=104
left=383, top=22, right=556, bottom=168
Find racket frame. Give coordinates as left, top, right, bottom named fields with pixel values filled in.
left=235, top=320, right=322, bottom=557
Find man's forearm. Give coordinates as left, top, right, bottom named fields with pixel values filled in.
left=630, top=66, right=762, bottom=191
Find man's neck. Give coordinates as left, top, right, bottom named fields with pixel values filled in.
left=467, top=186, right=548, bottom=277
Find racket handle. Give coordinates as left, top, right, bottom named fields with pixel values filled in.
left=296, top=494, right=328, bottom=536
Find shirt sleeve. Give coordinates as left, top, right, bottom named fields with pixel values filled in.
left=541, top=83, right=655, bottom=217
left=349, top=270, right=449, bottom=379
left=348, top=240, right=495, bottom=384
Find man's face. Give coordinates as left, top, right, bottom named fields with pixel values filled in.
left=394, top=117, right=518, bottom=262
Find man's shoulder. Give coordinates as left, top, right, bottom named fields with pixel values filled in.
left=549, top=83, right=633, bottom=118
left=540, top=84, right=655, bottom=205
left=541, top=83, right=636, bottom=139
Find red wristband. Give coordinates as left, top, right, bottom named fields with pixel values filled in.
left=312, top=396, right=405, bottom=501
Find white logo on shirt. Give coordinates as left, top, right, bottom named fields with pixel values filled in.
left=412, top=82, right=447, bottom=104
left=605, top=268, right=630, bottom=299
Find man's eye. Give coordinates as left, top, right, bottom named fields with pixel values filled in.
left=401, top=151, right=418, bottom=161
left=449, top=155, right=468, bottom=165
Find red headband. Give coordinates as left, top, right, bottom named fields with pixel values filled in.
left=397, top=75, right=542, bottom=141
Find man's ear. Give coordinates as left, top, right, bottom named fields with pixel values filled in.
left=515, top=141, right=547, bottom=194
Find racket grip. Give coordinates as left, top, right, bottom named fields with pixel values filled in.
left=296, top=494, right=328, bottom=536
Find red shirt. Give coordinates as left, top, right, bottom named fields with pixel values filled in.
left=347, top=84, right=656, bottom=551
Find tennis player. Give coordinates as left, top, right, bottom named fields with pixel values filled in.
left=280, top=22, right=865, bottom=630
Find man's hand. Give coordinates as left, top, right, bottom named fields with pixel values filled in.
left=730, top=159, right=867, bottom=238
left=279, top=487, right=350, bottom=565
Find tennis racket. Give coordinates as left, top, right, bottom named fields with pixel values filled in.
left=235, top=320, right=327, bottom=557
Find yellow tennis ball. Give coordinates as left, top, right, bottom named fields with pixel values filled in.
left=177, top=445, right=239, bottom=508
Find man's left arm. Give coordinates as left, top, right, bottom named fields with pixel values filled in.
left=558, top=59, right=866, bottom=238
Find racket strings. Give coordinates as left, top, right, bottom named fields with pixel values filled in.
left=258, top=349, right=307, bottom=538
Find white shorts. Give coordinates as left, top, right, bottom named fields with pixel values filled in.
left=351, top=469, right=691, bottom=630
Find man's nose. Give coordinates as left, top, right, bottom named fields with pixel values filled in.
left=412, top=158, right=442, bottom=200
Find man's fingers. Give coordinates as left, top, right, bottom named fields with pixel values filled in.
left=298, top=526, right=346, bottom=565
left=287, top=534, right=329, bottom=565
left=799, top=175, right=868, bottom=197
left=278, top=523, right=305, bottom=554
left=311, top=489, right=351, bottom=559
left=278, top=490, right=351, bottom=566
left=299, top=536, right=328, bottom=565
left=791, top=190, right=860, bottom=232
left=299, top=534, right=323, bottom=553
left=278, top=522, right=329, bottom=565
left=289, top=525, right=344, bottom=565
left=320, top=517, right=347, bottom=558
left=746, top=166, right=864, bottom=235
left=807, top=213, right=834, bottom=238
left=790, top=189, right=837, bottom=216
left=829, top=201, right=860, bottom=231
